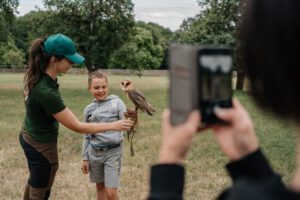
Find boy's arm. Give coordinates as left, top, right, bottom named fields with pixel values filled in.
left=82, top=135, right=90, bottom=160
left=82, top=110, right=91, bottom=160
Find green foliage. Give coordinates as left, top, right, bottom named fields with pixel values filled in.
left=11, top=10, right=58, bottom=60
left=1, top=10, right=62, bottom=66
left=1, top=1, right=175, bottom=71
left=0, top=34, right=25, bottom=67
left=0, top=44, right=7, bottom=65
left=109, top=21, right=173, bottom=74
left=0, top=15, right=10, bottom=43
left=43, top=0, right=135, bottom=71
left=2, top=0, right=135, bottom=70
left=174, top=0, right=240, bottom=46
left=0, top=1, right=18, bottom=58
left=0, top=0, right=18, bottom=22
left=136, top=21, right=173, bottom=46
left=2, top=48, right=24, bottom=67
left=108, top=26, right=164, bottom=75
left=173, top=0, right=241, bottom=73
left=135, top=21, right=173, bottom=69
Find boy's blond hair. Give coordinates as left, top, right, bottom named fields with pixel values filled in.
left=88, top=71, right=108, bottom=86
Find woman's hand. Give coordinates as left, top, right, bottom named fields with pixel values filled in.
left=158, top=110, right=201, bottom=164
left=212, top=98, right=259, bottom=161
left=81, top=160, right=90, bottom=174
left=113, top=119, right=134, bottom=131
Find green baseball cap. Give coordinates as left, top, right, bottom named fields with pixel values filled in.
left=44, top=33, right=85, bottom=64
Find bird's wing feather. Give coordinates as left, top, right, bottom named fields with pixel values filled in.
left=128, top=90, right=146, bottom=107
left=128, top=90, right=155, bottom=115
left=130, top=89, right=145, bottom=100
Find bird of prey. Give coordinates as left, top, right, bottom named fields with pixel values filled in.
left=120, top=79, right=155, bottom=115
left=120, top=79, right=155, bottom=156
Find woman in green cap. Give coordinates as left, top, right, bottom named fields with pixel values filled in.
left=19, top=33, right=134, bottom=200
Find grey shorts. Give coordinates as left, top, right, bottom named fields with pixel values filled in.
left=88, top=145, right=123, bottom=188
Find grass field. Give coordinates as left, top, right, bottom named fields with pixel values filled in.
left=0, top=73, right=297, bottom=200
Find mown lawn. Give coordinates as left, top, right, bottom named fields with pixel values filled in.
left=0, top=73, right=297, bottom=200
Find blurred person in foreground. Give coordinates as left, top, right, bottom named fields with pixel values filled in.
left=148, top=0, right=300, bottom=199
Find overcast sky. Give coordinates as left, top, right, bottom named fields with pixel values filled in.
left=17, top=0, right=200, bottom=31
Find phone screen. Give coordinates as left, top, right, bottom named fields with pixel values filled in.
left=198, top=52, right=233, bottom=124
left=201, top=74, right=232, bottom=101
left=200, top=55, right=232, bottom=101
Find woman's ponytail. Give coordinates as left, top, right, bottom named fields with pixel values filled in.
left=24, top=38, right=51, bottom=96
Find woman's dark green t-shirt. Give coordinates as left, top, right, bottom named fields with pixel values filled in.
left=24, top=73, right=66, bottom=143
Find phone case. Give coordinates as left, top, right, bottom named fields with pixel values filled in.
left=169, top=44, right=199, bottom=125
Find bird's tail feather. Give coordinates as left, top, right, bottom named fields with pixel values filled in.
left=146, top=103, right=155, bottom=112
left=145, top=103, right=155, bottom=115
left=146, top=110, right=153, bottom=116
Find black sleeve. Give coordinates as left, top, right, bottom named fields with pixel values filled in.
left=148, top=164, right=185, bottom=200
left=217, top=149, right=282, bottom=200
left=226, top=149, right=276, bottom=182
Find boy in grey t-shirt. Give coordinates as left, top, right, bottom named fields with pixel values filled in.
left=81, top=71, right=127, bottom=200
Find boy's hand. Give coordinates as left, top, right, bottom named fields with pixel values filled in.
left=81, top=160, right=90, bottom=174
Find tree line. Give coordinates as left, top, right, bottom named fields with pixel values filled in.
left=0, top=0, right=244, bottom=88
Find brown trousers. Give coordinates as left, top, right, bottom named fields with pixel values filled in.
left=20, top=130, right=59, bottom=200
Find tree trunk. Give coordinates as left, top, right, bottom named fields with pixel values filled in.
left=235, top=68, right=245, bottom=90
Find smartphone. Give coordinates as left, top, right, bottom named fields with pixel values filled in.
left=198, top=48, right=233, bottom=125
left=169, top=45, right=233, bottom=126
